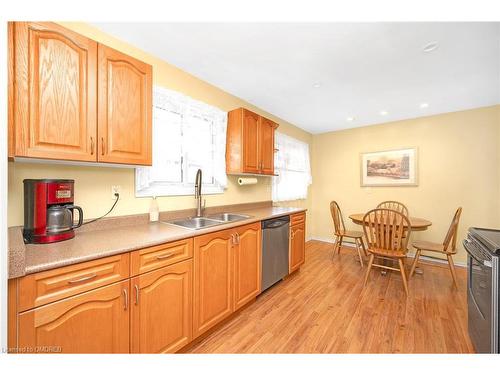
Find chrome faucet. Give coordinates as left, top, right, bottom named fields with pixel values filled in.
left=194, top=169, right=205, bottom=217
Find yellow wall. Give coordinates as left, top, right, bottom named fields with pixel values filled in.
left=311, top=105, right=500, bottom=264
left=7, top=22, right=312, bottom=229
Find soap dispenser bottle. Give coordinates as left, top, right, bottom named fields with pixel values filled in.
left=149, top=196, right=159, bottom=222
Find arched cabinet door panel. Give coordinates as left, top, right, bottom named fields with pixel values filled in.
left=12, top=22, right=97, bottom=161
left=290, top=214, right=306, bottom=273
left=18, top=280, right=130, bottom=353
left=97, top=44, right=152, bottom=165
left=130, top=260, right=193, bottom=354
left=259, top=117, right=277, bottom=175
left=193, top=229, right=234, bottom=338
left=233, top=223, right=261, bottom=311
left=242, top=109, right=260, bottom=173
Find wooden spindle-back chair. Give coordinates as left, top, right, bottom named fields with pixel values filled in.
left=362, top=208, right=412, bottom=295
left=330, top=201, right=367, bottom=266
left=410, top=207, right=463, bottom=287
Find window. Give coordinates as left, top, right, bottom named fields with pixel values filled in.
left=135, top=86, right=228, bottom=197
left=272, top=132, right=312, bottom=202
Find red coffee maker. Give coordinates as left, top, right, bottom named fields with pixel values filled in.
left=23, top=179, right=83, bottom=244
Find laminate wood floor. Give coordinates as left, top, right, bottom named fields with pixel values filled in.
left=186, top=240, right=474, bottom=353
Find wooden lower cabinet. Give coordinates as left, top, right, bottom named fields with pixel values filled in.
left=233, top=223, right=261, bottom=311
left=131, top=260, right=192, bottom=353
left=18, top=280, right=129, bottom=353
left=11, top=215, right=305, bottom=353
left=193, top=229, right=234, bottom=339
left=289, top=221, right=306, bottom=273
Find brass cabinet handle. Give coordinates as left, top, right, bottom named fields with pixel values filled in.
left=67, top=273, right=97, bottom=284
left=230, top=233, right=236, bottom=246
left=235, top=233, right=240, bottom=244
left=291, top=230, right=295, bottom=240
left=101, top=137, right=105, bottom=155
left=90, top=137, right=94, bottom=155
left=123, top=288, right=128, bottom=310
left=156, top=251, right=180, bottom=260
left=134, top=284, right=140, bottom=305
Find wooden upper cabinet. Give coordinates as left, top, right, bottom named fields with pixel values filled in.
left=8, top=22, right=152, bottom=166
left=193, top=229, right=234, bottom=338
left=97, top=44, right=152, bottom=165
left=233, top=223, right=261, bottom=311
left=242, top=109, right=261, bottom=173
left=131, top=260, right=192, bottom=353
left=259, top=117, right=277, bottom=175
left=226, top=108, right=278, bottom=175
left=10, top=22, right=97, bottom=161
left=18, top=280, right=130, bottom=353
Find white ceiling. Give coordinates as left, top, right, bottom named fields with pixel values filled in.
left=94, top=22, right=500, bottom=134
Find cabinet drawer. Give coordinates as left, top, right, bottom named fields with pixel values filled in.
left=131, top=238, right=193, bottom=276
left=290, top=212, right=306, bottom=226
left=18, top=254, right=129, bottom=312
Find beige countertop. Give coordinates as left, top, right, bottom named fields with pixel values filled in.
left=8, top=205, right=306, bottom=279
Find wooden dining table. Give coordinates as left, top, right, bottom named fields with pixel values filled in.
left=348, top=213, right=432, bottom=232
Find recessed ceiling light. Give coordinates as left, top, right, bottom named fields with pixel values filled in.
left=379, top=110, right=388, bottom=116
left=346, top=116, right=355, bottom=122
left=422, top=41, right=439, bottom=53
left=312, top=82, right=322, bottom=88
left=420, top=103, right=429, bottom=109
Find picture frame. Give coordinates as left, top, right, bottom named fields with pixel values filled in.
left=360, top=147, right=418, bottom=187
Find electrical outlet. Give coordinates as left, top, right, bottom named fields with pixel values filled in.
left=111, top=185, right=121, bottom=199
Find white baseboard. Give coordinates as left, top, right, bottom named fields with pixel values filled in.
left=307, top=236, right=467, bottom=268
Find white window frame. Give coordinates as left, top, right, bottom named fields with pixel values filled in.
left=272, top=132, right=312, bottom=202
left=135, top=86, right=228, bottom=197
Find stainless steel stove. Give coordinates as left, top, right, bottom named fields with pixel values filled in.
left=463, top=227, right=500, bottom=353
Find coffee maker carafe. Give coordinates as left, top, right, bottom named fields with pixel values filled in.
left=23, top=179, right=83, bottom=244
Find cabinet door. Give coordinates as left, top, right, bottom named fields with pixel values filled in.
left=12, top=22, right=97, bottom=161
left=97, top=44, right=152, bottom=165
left=233, top=223, right=261, bottom=311
left=259, top=117, right=276, bottom=175
left=289, top=222, right=306, bottom=273
left=131, top=260, right=192, bottom=353
left=242, top=109, right=260, bottom=173
left=193, top=230, right=234, bottom=338
left=18, top=280, right=129, bottom=353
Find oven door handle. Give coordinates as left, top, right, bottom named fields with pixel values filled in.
left=464, top=240, right=488, bottom=321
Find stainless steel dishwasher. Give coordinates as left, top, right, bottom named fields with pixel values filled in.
left=261, top=215, right=290, bottom=292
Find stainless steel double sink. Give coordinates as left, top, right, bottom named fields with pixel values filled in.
left=163, top=213, right=251, bottom=230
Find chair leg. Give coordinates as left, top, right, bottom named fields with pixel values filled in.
left=332, top=235, right=340, bottom=259
left=447, top=254, right=459, bottom=288
left=355, top=238, right=364, bottom=267
left=409, top=249, right=421, bottom=277
left=398, top=259, right=409, bottom=296
left=360, top=237, right=368, bottom=257
left=337, top=236, right=344, bottom=254
left=363, top=254, right=374, bottom=287
left=331, top=236, right=338, bottom=260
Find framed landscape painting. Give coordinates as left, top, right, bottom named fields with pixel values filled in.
left=360, top=148, right=418, bottom=187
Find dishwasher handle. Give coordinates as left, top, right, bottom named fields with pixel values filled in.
left=262, top=216, right=290, bottom=229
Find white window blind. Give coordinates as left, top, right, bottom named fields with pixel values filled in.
left=135, top=86, right=228, bottom=197
left=272, top=132, right=312, bottom=202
